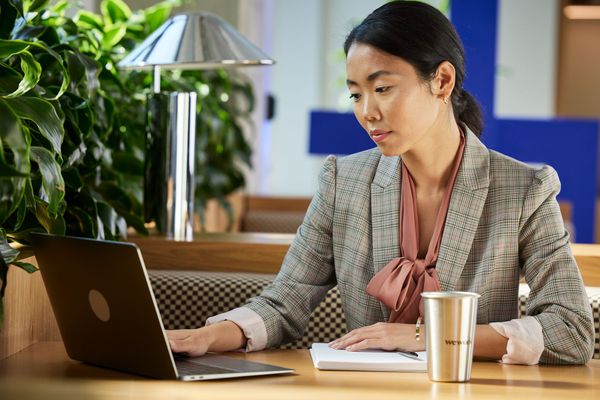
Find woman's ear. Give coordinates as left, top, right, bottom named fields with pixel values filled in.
left=432, top=61, right=456, bottom=102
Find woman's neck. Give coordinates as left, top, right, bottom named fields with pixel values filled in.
left=401, top=120, right=463, bottom=195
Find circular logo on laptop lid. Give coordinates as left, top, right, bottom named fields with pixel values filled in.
left=88, top=289, right=110, bottom=322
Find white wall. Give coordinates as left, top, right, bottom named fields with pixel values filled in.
left=321, top=0, right=388, bottom=111
left=264, top=0, right=386, bottom=196
left=263, top=0, right=325, bottom=196
left=495, top=0, right=559, bottom=118
left=236, top=0, right=274, bottom=195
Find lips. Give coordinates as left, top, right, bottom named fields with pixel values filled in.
left=370, top=129, right=391, bottom=143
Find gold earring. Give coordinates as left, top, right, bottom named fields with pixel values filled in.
left=443, top=97, right=449, bottom=105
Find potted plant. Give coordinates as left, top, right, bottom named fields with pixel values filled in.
left=0, top=0, right=254, bottom=324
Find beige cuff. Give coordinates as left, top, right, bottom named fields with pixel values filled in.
left=206, top=307, right=268, bottom=352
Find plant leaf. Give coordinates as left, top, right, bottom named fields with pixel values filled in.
left=101, top=0, right=132, bottom=25
left=102, top=23, right=127, bottom=49
left=0, top=41, right=42, bottom=98
left=0, top=229, right=10, bottom=323
left=11, top=260, right=37, bottom=272
left=4, top=96, right=64, bottom=155
left=11, top=24, right=47, bottom=42
left=23, top=175, right=35, bottom=209
left=0, top=39, right=69, bottom=100
left=67, top=206, right=96, bottom=237
left=144, top=2, right=173, bottom=32
left=0, top=228, right=19, bottom=264
left=95, top=200, right=116, bottom=239
left=12, top=197, right=27, bottom=230
left=0, top=38, right=30, bottom=58
left=50, top=0, right=69, bottom=14
left=61, top=167, right=83, bottom=191
left=76, top=10, right=104, bottom=31
left=95, top=181, right=133, bottom=212
left=0, top=98, right=30, bottom=174
left=24, top=0, right=49, bottom=13
left=7, top=50, right=41, bottom=97
left=30, top=146, right=65, bottom=216
left=33, top=198, right=65, bottom=234
left=112, top=151, right=144, bottom=175
left=0, top=98, right=29, bottom=224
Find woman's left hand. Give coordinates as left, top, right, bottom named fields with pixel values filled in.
left=329, top=322, right=425, bottom=352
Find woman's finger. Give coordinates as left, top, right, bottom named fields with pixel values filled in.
left=346, top=338, right=382, bottom=352
left=330, top=326, right=385, bottom=349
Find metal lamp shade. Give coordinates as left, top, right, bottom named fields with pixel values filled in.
left=118, top=12, right=274, bottom=70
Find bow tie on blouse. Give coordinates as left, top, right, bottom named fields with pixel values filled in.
left=367, top=256, right=441, bottom=323
left=366, top=134, right=465, bottom=324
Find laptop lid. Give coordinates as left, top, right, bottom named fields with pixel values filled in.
left=31, top=233, right=179, bottom=379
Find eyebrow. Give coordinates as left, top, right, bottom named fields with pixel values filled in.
left=346, top=70, right=398, bottom=86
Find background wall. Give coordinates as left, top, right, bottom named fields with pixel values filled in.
left=119, top=0, right=566, bottom=195
left=266, top=0, right=564, bottom=195
left=495, top=0, right=559, bottom=118
left=118, top=0, right=600, bottom=240
left=265, top=0, right=387, bottom=196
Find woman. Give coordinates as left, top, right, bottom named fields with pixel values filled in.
left=168, top=1, right=594, bottom=364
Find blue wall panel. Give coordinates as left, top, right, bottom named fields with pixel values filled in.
left=495, top=119, right=599, bottom=243
left=308, top=111, right=374, bottom=155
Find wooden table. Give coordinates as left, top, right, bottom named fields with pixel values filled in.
left=1, top=342, right=598, bottom=400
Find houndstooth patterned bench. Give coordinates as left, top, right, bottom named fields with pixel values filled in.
left=148, top=270, right=600, bottom=358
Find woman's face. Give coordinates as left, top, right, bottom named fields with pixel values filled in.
left=346, top=43, right=442, bottom=157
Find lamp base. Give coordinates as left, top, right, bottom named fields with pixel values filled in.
left=145, top=91, right=197, bottom=241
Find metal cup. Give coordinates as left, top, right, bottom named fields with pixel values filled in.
left=421, top=291, right=480, bottom=382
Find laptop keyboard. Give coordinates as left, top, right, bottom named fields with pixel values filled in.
left=176, top=360, right=235, bottom=376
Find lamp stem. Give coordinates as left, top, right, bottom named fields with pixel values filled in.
left=153, top=66, right=161, bottom=93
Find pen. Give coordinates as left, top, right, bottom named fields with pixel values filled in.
left=397, top=351, right=423, bottom=361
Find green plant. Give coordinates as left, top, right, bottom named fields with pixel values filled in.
left=0, top=0, right=254, bottom=324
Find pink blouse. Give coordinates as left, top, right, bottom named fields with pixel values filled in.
left=366, top=134, right=465, bottom=323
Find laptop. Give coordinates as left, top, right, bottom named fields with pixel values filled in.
left=31, top=233, right=294, bottom=381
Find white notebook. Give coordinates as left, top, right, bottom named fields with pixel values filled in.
left=310, top=343, right=427, bottom=372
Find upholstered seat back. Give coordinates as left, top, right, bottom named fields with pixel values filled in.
left=149, top=270, right=600, bottom=357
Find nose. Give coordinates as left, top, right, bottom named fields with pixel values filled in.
left=362, top=96, right=381, bottom=122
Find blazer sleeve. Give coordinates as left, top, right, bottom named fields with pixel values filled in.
left=519, top=165, right=594, bottom=364
left=243, top=155, right=338, bottom=348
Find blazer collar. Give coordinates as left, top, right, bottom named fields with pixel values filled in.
left=370, top=127, right=490, bottom=301
left=436, top=128, right=490, bottom=290
left=370, top=154, right=401, bottom=320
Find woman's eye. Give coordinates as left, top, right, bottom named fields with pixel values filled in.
left=349, top=93, right=361, bottom=102
left=375, top=86, right=390, bottom=93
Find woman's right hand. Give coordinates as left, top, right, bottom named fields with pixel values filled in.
left=166, top=328, right=212, bottom=357
left=166, top=321, right=246, bottom=357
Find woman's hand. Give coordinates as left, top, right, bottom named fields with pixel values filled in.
left=166, top=328, right=212, bottom=357
left=329, top=322, right=425, bottom=352
left=166, top=321, right=246, bottom=357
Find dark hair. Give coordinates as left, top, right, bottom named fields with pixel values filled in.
left=344, top=1, right=484, bottom=138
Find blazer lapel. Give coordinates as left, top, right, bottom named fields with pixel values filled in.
left=436, top=129, right=490, bottom=291
left=371, top=154, right=401, bottom=320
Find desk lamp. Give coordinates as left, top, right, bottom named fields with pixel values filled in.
left=118, top=12, right=273, bottom=240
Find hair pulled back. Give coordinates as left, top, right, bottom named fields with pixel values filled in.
left=344, top=1, right=484, bottom=137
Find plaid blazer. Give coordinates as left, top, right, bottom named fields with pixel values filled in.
left=245, top=128, right=594, bottom=364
